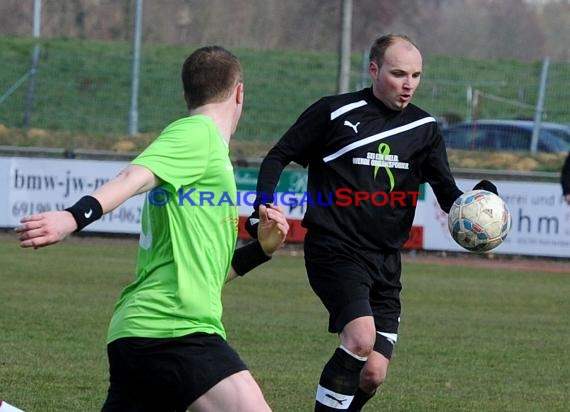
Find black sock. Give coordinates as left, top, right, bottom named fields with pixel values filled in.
left=347, top=387, right=376, bottom=411
left=314, top=347, right=366, bottom=411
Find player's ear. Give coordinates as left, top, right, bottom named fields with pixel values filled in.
left=369, top=61, right=379, bottom=80
left=235, top=82, right=244, bottom=105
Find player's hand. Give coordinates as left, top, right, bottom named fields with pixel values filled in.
left=15, top=211, right=78, bottom=249
left=473, top=179, right=498, bottom=196
left=245, top=208, right=260, bottom=239
left=565, top=194, right=570, bottom=205
left=257, top=204, right=289, bottom=256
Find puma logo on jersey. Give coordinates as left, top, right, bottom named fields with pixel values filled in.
left=344, top=120, right=360, bottom=133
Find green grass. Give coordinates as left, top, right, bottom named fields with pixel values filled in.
left=1, top=234, right=569, bottom=411
left=0, top=36, right=340, bottom=140
left=1, top=36, right=569, bottom=143
left=2, top=36, right=568, bottom=173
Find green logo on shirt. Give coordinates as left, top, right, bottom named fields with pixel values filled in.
left=374, top=142, right=395, bottom=192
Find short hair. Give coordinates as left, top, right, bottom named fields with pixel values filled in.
left=369, top=34, right=419, bottom=68
left=181, top=46, right=243, bottom=110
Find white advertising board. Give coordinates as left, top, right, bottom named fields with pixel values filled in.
left=2, top=157, right=143, bottom=233
left=2, top=158, right=568, bottom=258
left=0, top=158, right=10, bottom=227
left=423, top=179, right=570, bottom=258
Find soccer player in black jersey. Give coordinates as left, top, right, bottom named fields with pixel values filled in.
left=247, top=34, right=497, bottom=411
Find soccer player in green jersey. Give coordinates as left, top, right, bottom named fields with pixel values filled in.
left=16, top=46, right=289, bottom=412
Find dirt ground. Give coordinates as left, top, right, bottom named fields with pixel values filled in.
left=401, top=250, right=570, bottom=274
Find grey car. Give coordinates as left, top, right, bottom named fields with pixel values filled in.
left=441, top=119, right=570, bottom=153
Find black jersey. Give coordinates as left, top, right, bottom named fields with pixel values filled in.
left=257, top=87, right=462, bottom=251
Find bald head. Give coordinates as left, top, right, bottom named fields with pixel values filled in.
left=368, top=34, right=422, bottom=111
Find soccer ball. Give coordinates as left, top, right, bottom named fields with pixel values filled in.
left=448, top=190, right=512, bottom=253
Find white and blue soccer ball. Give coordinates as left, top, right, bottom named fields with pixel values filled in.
left=448, top=190, right=512, bottom=253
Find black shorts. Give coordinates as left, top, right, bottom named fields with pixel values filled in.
left=304, top=231, right=402, bottom=358
left=101, top=332, right=248, bottom=412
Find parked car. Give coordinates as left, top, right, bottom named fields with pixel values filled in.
left=441, top=119, right=570, bottom=153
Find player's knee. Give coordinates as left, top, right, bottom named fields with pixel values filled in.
left=360, top=351, right=390, bottom=392
left=343, top=338, right=374, bottom=358
left=361, top=364, right=388, bottom=389
left=341, top=328, right=376, bottom=357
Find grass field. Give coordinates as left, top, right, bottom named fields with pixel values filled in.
left=2, top=36, right=570, bottom=142
left=2, top=36, right=569, bottom=173
left=1, top=234, right=569, bottom=411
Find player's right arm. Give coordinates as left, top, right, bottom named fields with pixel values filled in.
left=246, top=99, right=328, bottom=238
left=227, top=205, right=290, bottom=282
left=16, top=164, right=160, bottom=249
left=256, top=99, right=329, bottom=201
left=245, top=147, right=290, bottom=238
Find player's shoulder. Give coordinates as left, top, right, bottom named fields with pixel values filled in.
left=401, top=103, right=440, bottom=131
left=398, top=104, right=442, bottom=142
left=404, top=103, right=435, bottom=121
left=157, top=115, right=215, bottom=143
left=162, top=115, right=212, bottom=132
left=322, top=88, right=367, bottom=103
left=320, top=88, right=371, bottom=117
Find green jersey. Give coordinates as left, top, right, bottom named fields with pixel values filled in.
left=107, top=115, right=238, bottom=343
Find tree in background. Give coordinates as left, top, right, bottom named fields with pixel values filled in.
left=0, top=0, right=568, bottom=61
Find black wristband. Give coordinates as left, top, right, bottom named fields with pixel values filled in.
left=232, top=240, right=271, bottom=276
left=65, top=195, right=103, bottom=232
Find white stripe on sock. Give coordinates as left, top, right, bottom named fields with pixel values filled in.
left=316, top=385, right=354, bottom=409
left=339, top=345, right=368, bottom=362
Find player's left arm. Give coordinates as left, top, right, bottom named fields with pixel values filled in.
left=425, top=129, right=498, bottom=211
left=246, top=100, right=329, bottom=238
left=423, top=130, right=463, bottom=212
left=16, top=164, right=160, bottom=249
left=227, top=204, right=289, bottom=282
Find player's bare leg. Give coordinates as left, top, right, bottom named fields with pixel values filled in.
left=188, top=370, right=271, bottom=412
left=359, top=350, right=389, bottom=392
left=314, top=316, right=375, bottom=411
left=340, top=316, right=376, bottom=357
left=348, top=351, right=390, bottom=411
